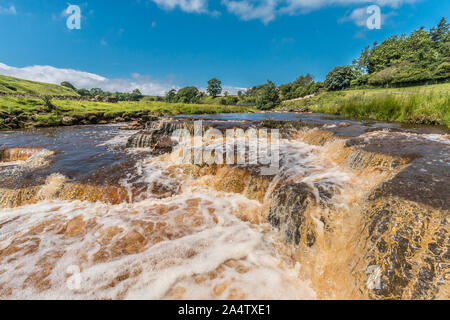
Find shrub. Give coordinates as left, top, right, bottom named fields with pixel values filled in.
left=434, top=62, right=450, bottom=79
left=325, top=66, right=360, bottom=90
left=255, top=80, right=280, bottom=110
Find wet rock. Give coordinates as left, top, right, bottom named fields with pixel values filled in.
left=61, top=116, right=76, bottom=126
left=126, top=130, right=178, bottom=153
left=0, top=147, right=44, bottom=162
left=268, top=183, right=317, bottom=246
left=87, top=115, right=98, bottom=124
left=354, top=196, right=448, bottom=300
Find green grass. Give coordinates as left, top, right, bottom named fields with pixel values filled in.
left=0, top=96, right=256, bottom=129
left=0, top=74, right=79, bottom=97
left=53, top=99, right=255, bottom=115
left=280, top=83, right=450, bottom=127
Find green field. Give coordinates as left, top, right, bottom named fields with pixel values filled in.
left=0, top=74, right=79, bottom=97
left=280, top=82, right=450, bottom=127
left=0, top=96, right=255, bottom=129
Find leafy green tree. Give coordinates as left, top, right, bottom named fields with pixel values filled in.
left=255, top=80, right=280, bottom=110
left=40, top=95, right=55, bottom=111
left=90, top=88, right=105, bottom=96
left=325, top=66, right=360, bottom=91
left=165, top=89, right=177, bottom=102
left=353, top=46, right=371, bottom=74
left=430, top=17, right=449, bottom=45
left=207, top=78, right=222, bottom=97
left=176, top=86, right=200, bottom=104
left=433, top=62, right=450, bottom=79
left=278, top=74, right=318, bottom=100
left=77, top=88, right=91, bottom=96
left=130, top=89, right=143, bottom=101
left=61, top=81, right=76, bottom=90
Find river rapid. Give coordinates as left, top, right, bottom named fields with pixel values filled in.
left=0, top=114, right=448, bottom=300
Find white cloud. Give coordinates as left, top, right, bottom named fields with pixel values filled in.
left=151, top=0, right=210, bottom=13
left=0, top=63, right=178, bottom=96
left=222, top=0, right=418, bottom=23
left=340, top=7, right=368, bottom=26
left=339, top=6, right=398, bottom=27
left=280, top=0, right=418, bottom=14
left=222, top=0, right=278, bottom=24
left=0, top=62, right=246, bottom=96
left=0, top=5, right=16, bottom=15
left=145, top=0, right=417, bottom=23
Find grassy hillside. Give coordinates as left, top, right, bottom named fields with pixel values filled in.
left=0, top=96, right=255, bottom=130
left=0, top=74, right=79, bottom=97
left=280, top=83, right=450, bottom=127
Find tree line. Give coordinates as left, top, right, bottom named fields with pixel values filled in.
left=60, top=82, right=144, bottom=102
left=61, top=17, right=449, bottom=111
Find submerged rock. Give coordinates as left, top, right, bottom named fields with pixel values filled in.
left=0, top=147, right=44, bottom=162
left=268, top=183, right=317, bottom=246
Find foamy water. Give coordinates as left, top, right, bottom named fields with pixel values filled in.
left=0, top=126, right=394, bottom=300
left=0, top=193, right=317, bottom=299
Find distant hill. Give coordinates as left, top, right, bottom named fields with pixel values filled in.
left=0, top=74, right=79, bottom=97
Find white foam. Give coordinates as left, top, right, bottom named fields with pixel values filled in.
left=0, top=192, right=315, bottom=300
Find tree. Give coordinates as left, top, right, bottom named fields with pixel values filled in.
left=207, top=78, right=222, bottom=97
left=430, top=17, right=449, bottom=44
left=77, top=88, right=91, bottom=96
left=165, top=89, right=177, bottom=102
left=325, top=66, right=360, bottom=91
left=130, top=89, right=143, bottom=101
left=61, top=81, right=76, bottom=90
left=90, top=88, right=105, bottom=96
left=40, top=95, right=55, bottom=111
left=353, top=45, right=371, bottom=74
left=176, top=86, right=200, bottom=103
left=255, top=80, right=280, bottom=110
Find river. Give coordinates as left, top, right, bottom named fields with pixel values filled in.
left=0, top=113, right=448, bottom=299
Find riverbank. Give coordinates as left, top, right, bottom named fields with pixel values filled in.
left=0, top=96, right=255, bottom=130
left=1, top=82, right=449, bottom=131
left=280, top=82, right=450, bottom=128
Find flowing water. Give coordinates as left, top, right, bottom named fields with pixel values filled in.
left=0, top=116, right=448, bottom=300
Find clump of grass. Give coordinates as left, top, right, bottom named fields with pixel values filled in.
left=336, top=93, right=449, bottom=125
left=281, top=82, right=450, bottom=127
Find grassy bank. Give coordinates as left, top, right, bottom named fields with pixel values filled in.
left=0, top=75, right=79, bottom=96
left=0, top=96, right=256, bottom=130
left=280, top=83, right=450, bottom=127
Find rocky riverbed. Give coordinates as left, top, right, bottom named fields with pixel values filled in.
left=0, top=115, right=448, bottom=299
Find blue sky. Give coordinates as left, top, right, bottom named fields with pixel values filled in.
left=0, top=0, right=448, bottom=95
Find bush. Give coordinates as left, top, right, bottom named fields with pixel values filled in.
left=40, top=95, right=55, bottom=111
left=351, top=74, right=370, bottom=87
left=61, top=82, right=76, bottom=90
left=325, top=66, right=359, bottom=90
left=255, top=80, right=280, bottom=110
left=175, top=86, right=200, bottom=104
left=434, top=62, right=450, bottom=79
